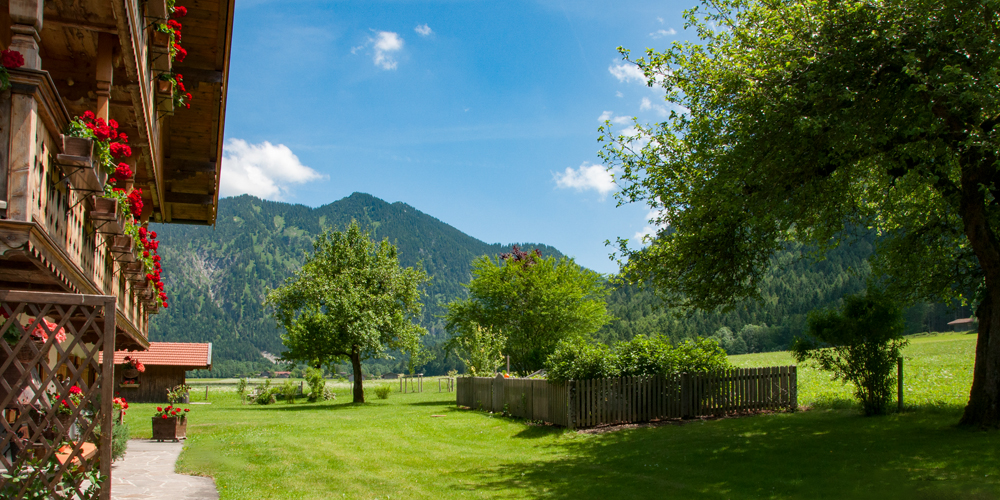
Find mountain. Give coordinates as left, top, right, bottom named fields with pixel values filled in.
left=148, top=193, right=563, bottom=376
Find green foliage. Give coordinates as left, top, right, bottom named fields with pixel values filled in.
left=253, top=380, right=276, bottom=405
left=265, top=220, right=429, bottom=403
left=281, top=381, right=297, bottom=404
left=546, top=335, right=730, bottom=382
left=236, top=378, right=248, bottom=403
left=544, top=337, right=617, bottom=382
left=167, top=384, right=191, bottom=404
left=792, top=291, right=907, bottom=416
left=445, top=324, right=506, bottom=377
left=374, top=385, right=392, bottom=400
left=305, top=368, right=325, bottom=403
left=446, top=249, right=611, bottom=372
left=112, top=419, right=130, bottom=462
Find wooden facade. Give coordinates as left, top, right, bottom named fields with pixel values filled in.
left=0, top=0, right=234, bottom=497
left=114, top=364, right=184, bottom=403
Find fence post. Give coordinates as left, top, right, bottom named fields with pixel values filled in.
left=681, top=373, right=692, bottom=419
left=897, top=357, right=904, bottom=413
left=493, top=374, right=505, bottom=413
left=790, top=366, right=798, bottom=410
left=567, top=380, right=575, bottom=429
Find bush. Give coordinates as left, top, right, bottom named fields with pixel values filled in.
left=111, top=419, right=130, bottom=462
left=254, top=380, right=276, bottom=405
left=545, top=337, right=618, bottom=382
left=281, top=380, right=297, bottom=404
left=546, top=335, right=731, bottom=382
left=305, top=367, right=325, bottom=402
left=374, top=385, right=392, bottom=399
left=323, top=388, right=336, bottom=401
left=792, top=290, right=906, bottom=416
left=236, top=378, right=248, bottom=403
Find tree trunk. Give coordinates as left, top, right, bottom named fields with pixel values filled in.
left=351, top=347, right=364, bottom=403
left=958, top=155, right=1000, bottom=428
left=960, top=289, right=1000, bottom=427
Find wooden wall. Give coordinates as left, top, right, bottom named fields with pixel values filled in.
left=113, top=365, right=186, bottom=403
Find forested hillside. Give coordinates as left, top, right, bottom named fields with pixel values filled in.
left=149, top=193, right=561, bottom=376
left=598, top=237, right=968, bottom=354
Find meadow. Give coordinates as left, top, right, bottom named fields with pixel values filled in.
left=122, top=332, right=999, bottom=499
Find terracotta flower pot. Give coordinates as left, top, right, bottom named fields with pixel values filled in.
left=156, top=78, right=172, bottom=95
left=152, top=30, right=170, bottom=47
left=123, top=367, right=140, bottom=378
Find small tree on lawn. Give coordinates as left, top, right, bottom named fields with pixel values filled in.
left=445, top=323, right=507, bottom=376
left=265, top=220, right=429, bottom=403
left=445, top=246, right=611, bottom=373
left=792, top=290, right=907, bottom=416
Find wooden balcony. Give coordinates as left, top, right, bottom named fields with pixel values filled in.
left=0, top=0, right=234, bottom=349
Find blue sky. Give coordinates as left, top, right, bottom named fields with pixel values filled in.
left=219, top=0, right=694, bottom=274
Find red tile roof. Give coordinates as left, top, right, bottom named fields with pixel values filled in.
left=947, top=318, right=977, bottom=325
left=101, top=342, right=212, bottom=368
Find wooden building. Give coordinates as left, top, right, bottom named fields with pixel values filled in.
left=0, top=0, right=234, bottom=497
left=104, top=342, right=211, bottom=403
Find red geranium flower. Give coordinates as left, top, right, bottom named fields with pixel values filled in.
left=173, top=44, right=187, bottom=63
left=1, top=49, right=24, bottom=69
left=82, top=110, right=95, bottom=121
left=150, top=231, right=157, bottom=239
left=110, top=142, right=132, bottom=159
left=114, top=163, right=133, bottom=179
left=157, top=407, right=162, bottom=412
left=118, top=132, right=128, bottom=143
left=93, top=126, right=112, bottom=141
left=143, top=251, right=150, bottom=258
left=161, top=414, right=169, bottom=419
left=173, top=6, right=188, bottom=17
left=167, top=20, right=182, bottom=30
left=69, top=385, right=82, bottom=395
left=163, top=303, right=169, bottom=308
left=184, top=409, right=190, bottom=412
left=108, top=119, right=119, bottom=130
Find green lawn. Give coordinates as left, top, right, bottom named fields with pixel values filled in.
left=120, top=332, right=999, bottom=499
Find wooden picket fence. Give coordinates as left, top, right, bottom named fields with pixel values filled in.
left=456, top=366, right=796, bottom=428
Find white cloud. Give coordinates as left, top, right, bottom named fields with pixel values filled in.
left=598, top=110, right=613, bottom=122
left=615, top=91, right=623, bottom=98
left=220, top=139, right=324, bottom=201
left=373, top=31, right=404, bottom=70
left=609, top=62, right=645, bottom=84
left=635, top=208, right=668, bottom=243
left=414, top=24, right=433, bottom=36
left=650, top=28, right=677, bottom=39
left=657, top=16, right=665, bottom=24
left=612, top=115, right=632, bottom=125
left=554, top=162, right=616, bottom=199
left=640, top=97, right=668, bottom=117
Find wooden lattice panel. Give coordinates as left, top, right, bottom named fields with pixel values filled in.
left=0, top=291, right=115, bottom=499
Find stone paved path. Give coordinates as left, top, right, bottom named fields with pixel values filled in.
left=111, top=439, right=219, bottom=500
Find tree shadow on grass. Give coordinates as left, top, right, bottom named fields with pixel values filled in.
left=235, top=401, right=378, bottom=412
left=452, top=407, right=1000, bottom=500
left=408, top=400, right=457, bottom=407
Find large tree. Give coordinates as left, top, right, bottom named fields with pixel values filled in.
left=265, top=221, right=428, bottom=403
left=445, top=246, right=611, bottom=373
left=601, top=0, right=1000, bottom=426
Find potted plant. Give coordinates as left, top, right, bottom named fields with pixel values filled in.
left=151, top=405, right=189, bottom=441
left=2, top=318, right=66, bottom=363
left=167, top=384, right=191, bottom=404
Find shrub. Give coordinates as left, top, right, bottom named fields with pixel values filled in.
left=254, top=380, right=276, bottom=405
left=546, top=335, right=731, bottom=382
left=545, top=337, right=618, bottom=382
left=374, top=385, right=392, bottom=399
left=112, top=419, right=130, bottom=462
left=281, top=380, right=297, bottom=404
left=166, top=384, right=191, bottom=404
left=792, top=290, right=906, bottom=416
left=323, top=388, right=336, bottom=401
left=305, top=367, right=325, bottom=402
left=236, top=378, right=248, bottom=403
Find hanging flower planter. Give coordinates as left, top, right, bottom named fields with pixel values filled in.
left=56, top=135, right=103, bottom=192
left=15, top=339, right=45, bottom=363
left=90, top=196, right=125, bottom=235
left=152, top=29, right=170, bottom=48
left=156, top=78, right=172, bottom=95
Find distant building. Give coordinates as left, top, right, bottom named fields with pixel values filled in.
left=274, top=371, right=292, bottom=378
left=947, top=317, right=977, bottom=332
left=101, top=342, right=212, bottom=403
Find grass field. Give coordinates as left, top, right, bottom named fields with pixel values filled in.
left=120, top=332, right=999, bottom=499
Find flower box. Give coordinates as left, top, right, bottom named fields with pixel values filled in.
left=151, top=416, right=186, bottom=442
left=13, top=339, right=45, bottom=363
left=110, top=235, right=136, bottom=262
left=56, top=135, right=104, bottom=193
left=90, top=196, right=125, bottom=235
left=152, top=30, right=170, bottom=48
left=156, top=78, right=172, bottom=95
left=123, top=262, right=146, bottom=281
